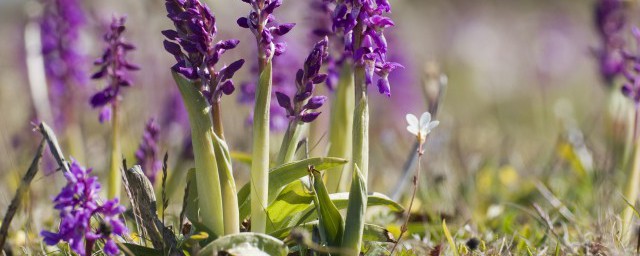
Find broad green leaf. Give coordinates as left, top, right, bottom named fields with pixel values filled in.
left=266, top=182, right=403, bottom=231
left=265, top=180, right=314, bottom=231
left=310, top=168, right=344, bottom=247
left=269, top=221, right=395, bottom=244
left=119, top=243, right=161, bottom=256
left=285, top=192, right=403, bottom=229
left=174, top=71, right=224, bottom=236
left=237, top=157, right=348, bottom=221
left=342, top=164, right=367, bottom=256
left=198, top=233, right=288, bottom=256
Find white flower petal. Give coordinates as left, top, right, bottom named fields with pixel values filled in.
left=427, top=121, right=440, bottom=130
left=406, top=114, right=418, bottom=129
left=420, top=112, right=431, bottom=129
left=407, top=125, right=419, bottom=136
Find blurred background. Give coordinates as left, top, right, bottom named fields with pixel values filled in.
left=0, top=0, right=630, bottom=250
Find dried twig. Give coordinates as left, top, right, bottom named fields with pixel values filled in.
left=122, top=165, right=181, bottom=255
left=0, top=138, right=46, bottom=251
left=37, top=122, right=69, bottom=173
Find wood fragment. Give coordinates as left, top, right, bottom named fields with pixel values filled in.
left=122, top=165, right=181, bottom=255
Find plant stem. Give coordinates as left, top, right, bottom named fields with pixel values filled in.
left=341, top=19, right=369, bottom=255
left=108, top=102, right=121, bottom=199
left=325, top=64, right=355, bottom=193
left=276, top=120, right=302, bottom=165
left=212, top=101, right=225, bottom=140
left=251, top=56, right=272, bottom=233
left=211, top=102, right=240, bottom=234
left=623, top=108, right=640, bottom=243
left=352, top=65, right=369, bottom=182
left=391, top=146, right=424, bottom=254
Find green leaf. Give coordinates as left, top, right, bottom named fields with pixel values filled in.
left=185, top=168, right=200, bottom=225
left=237, top=157, right=348, bottom=221
left=341, top=164, right=367, bottom=256
left=250, top=58, right=273, bottom=233
left=442, top=219, right=459, bottom=256
left=197, top=233, right=288, bottom=256
left=190, top=220, right=218, bottom=247
left=212, top=132, right=240, bottom=234
left=173, top=71, right=224, bottom=236
left=265, top=180, right=314, bottom=231
left=310, top=168, right=344, bottom=247
left=325, top=63, right=355, bottom=193
left=266, top=181, right=403, bottom=232
left=119, top=243, right=161, bottom=256
left=269, top=221, right=395, bottom=244
left=181, top=231, right=210, bottom=247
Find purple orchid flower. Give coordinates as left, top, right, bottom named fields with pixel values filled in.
left=163, top=0, right=244, bottom=103
left=41, top=160, right=128, bottom=256
left=90, top=16, right=139, bottom=123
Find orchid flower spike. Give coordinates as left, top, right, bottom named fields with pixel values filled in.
left=406, top=112, right=439, bottom=145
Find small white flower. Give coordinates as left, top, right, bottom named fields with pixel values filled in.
left=406, top=111, right=439, bottom=143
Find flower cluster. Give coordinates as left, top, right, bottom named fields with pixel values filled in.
left=41, top=160, right=127, bottom=256
left=237, top=0, right=296, bottom=60
left=275, top=37, right=329, bottom=123
left=90, top=16, right=139, bottom=123
left=594, top=0, right=626, bottom=84
left=309, top=0, right=346, bottom=90
left=135, top=118, right=162, bottom=183
left=621, top=27, right=640, bottom=106
left=39, top=0, right=87, bottom=128
left=330, top=0, right=402, bottom=96
left=163, top=0, right=244, bottom=103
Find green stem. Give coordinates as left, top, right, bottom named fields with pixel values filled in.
left=623, top=109, right=640, bottom=243
left=173, top=72, right=224, bottom=236
left=352, top=65, right=369, bottom=181
left=325, top=64, right=355, bottom=193
left=342, top=19, right=369, bottom=253
left=212, top=101, right=240, bottom=234
left=108, top=103, right=121, bottom=199
left=212, top=101, right=225, bottom=140
left=276, top=121, right=302, bottom=165
left=251, top=59, right=273, bottom=233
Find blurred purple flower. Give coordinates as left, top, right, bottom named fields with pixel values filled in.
left=39, top=0, right=87, bottom=128
left=274, top=37, right=329, bottom=123
left=163, top=0, right=244, bottom=103
left=40, top=160, right=127, bottom=256
left=90, top=16, right=139, bottom=123
left=135, top=118, right=162, bottom=183
left=308, top=0, right=348, bottom=90
left=593, top=0, right=626, bottom=84
left=237, top=0, right=295, bottom=60
left=620, top=27, right=640, bottom=105
left=329, top=0, right=402, bottom=96
left=160, top=88, right=189, bottom=130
